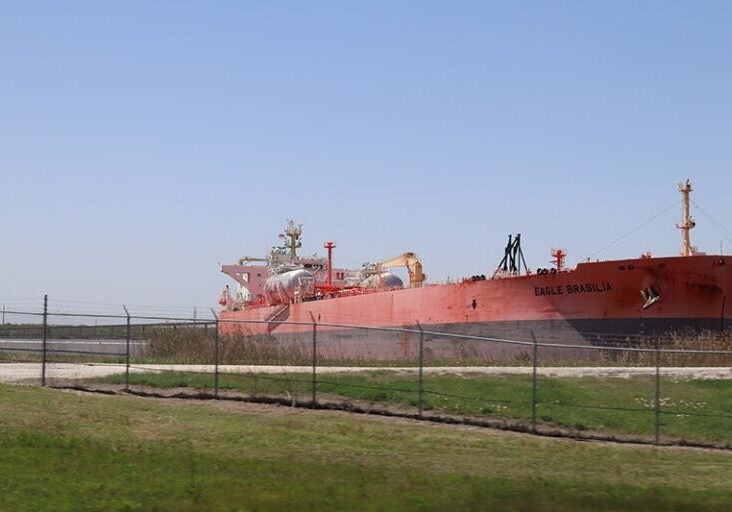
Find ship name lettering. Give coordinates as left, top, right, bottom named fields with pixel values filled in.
left=565, top=282, right=613, bottom=294
left=535, top=282, right=613, bottom=296
left=534, top=286, right=564, bottom=296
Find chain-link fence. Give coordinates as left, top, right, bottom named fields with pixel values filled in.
left=1, top=296, right=730, bottom=449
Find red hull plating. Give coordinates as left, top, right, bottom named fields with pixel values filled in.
left=220, top=255, right=731, bottom=353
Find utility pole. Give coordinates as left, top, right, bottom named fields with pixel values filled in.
left=42, top=294, right=48, bottom=386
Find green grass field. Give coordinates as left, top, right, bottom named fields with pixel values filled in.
left=0, top=383, right=730, bottom=511
left=95, top=371, right=732, bottom=446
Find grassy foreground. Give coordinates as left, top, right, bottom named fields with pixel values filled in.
left=98, top=371, right=732, bottom=445
left=1, top=384, right=730, bottom=511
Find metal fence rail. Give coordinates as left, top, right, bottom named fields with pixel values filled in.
left=0, top=295, right=730, bottom=449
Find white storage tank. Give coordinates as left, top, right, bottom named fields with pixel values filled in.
left=264, top=269, right=316, bottom=304
left=360, top=272, right=404, bottom=289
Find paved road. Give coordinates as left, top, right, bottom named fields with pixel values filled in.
left=0, top=339, right=147, bottom=356
left=0, top=363, right=730, bottom=384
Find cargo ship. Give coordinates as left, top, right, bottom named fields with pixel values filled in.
left=218, top=181, right=730, bottom=360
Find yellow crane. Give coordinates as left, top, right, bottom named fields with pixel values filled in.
left=374, top=252, right=425, bottom=288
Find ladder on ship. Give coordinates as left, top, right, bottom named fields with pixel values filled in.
left=264, top=303, right=290, bottom=333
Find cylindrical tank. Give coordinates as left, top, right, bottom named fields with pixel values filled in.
left=360, top=272, right=404, bottom=289
left=264, top=269, right=316, bottom=304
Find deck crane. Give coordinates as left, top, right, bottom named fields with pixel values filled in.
left=374, top=252, right=426, bottom=288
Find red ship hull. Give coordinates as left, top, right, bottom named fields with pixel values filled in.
left=220, top=255, right=731, bottom=360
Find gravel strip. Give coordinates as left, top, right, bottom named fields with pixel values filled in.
left=0, top=363, right=730, bottom=383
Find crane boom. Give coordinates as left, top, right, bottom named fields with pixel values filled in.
left=238, top=256, right=269, bottom=264
left=374, top=252, right=425, bottom=287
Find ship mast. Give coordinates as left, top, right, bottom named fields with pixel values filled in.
left=283, top=220, right=303, bottom=259
left=676, top=179, right=696, bottom=257
left=324, top=240, right=336, bottom=286
left=550, top=247, right=566, bottom=271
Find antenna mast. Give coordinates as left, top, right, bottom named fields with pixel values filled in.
left=283, top=220, right=303, bottom=259
left=550, top=248, right=566, bottom=271
left=676, top=180, right=695, bottom=257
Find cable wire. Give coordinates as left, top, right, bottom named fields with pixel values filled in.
left=586, top=200, right=679, bottom=259
left=691, top=198, right=732, bottom=247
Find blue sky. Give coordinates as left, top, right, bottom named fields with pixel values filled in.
left=2, top=1, right=731, bottom=315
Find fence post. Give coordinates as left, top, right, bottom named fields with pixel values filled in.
left=416, top=322, right=424, bottom=418
left=211, top=309, right=220, bottom=399
left=654, top=338, right=661, bottom=445
left=531, top=331, right=538, bottom=434
left=309, top=312, right=317, bottom=408
left=42, top=294, right=48, bottom=387
left=123, top=305, right=131, bottom=391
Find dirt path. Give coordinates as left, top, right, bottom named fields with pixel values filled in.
left=1, top=362, right=730, bottom=383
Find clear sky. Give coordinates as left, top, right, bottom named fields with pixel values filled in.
left=2, top=1, right=731, bottom=316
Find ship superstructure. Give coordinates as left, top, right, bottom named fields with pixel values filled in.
left=220, top=219, right=420, bottom=310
